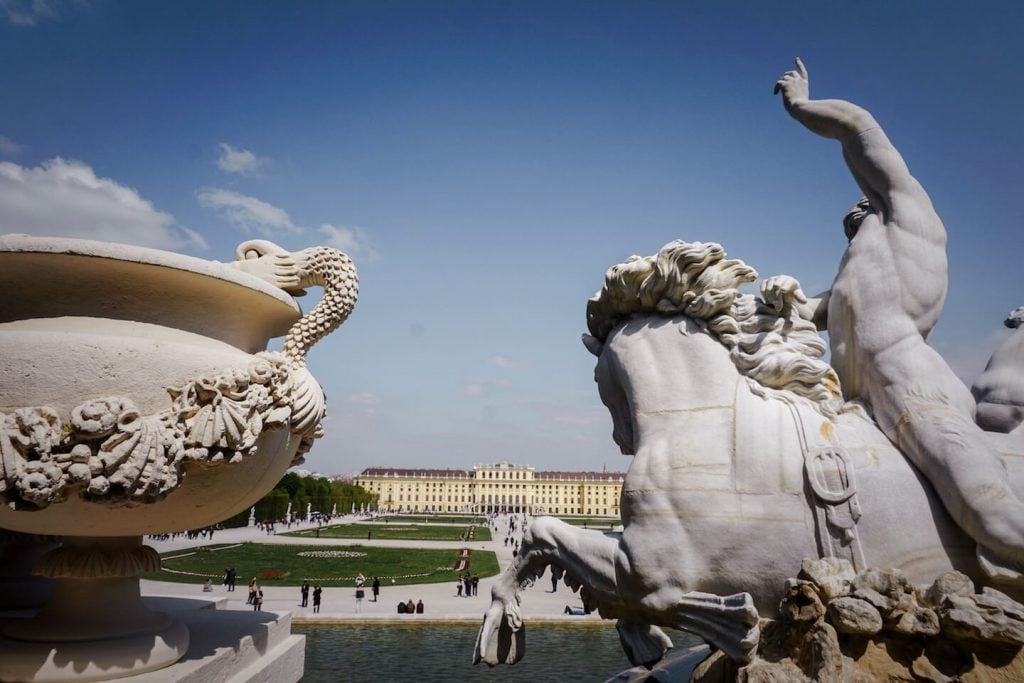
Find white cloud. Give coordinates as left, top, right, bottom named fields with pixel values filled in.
left=1, top=0, right=54, bottom=25
left=0, top=0, right=84, bottom=26
left=488, top=355, right=527, bottom=370
left=0, top=135, right=24, bottom=157
left=462, top=380, right=511, bottom=399
left=216, top=143, right=263, bottom=175
left=318, top=223, right=377, bottom=259
left=197, top=187, right=303, bottom=236
left=0, top=157, right=206, bottom=250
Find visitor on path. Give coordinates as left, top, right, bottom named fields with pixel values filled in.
left=397, top=601, right=407, bottom=614
left=471, top=574, right=479, bottom=596
left=202, top=579, right=212, bottom=592
left=355, top=585, right=365, bottom=613
left=371, top=576, right=380, bottom=602
left=550, top=565, right=564, bottom=593
left=463, top=574, right=472, bottom=597
left=300, top=581, right=310, bottom=608
left=416, top=599, right=424, bottom=614
left=227, top=567, right=236, bottom=591
left=312, top=586, right=322, bottom=614
left=456, top=579, right=463, bottom=597
left=405, top=599, right=415, bottom=613
left=247, top=577, right=256, bottom=604
left=355, top=572, right=365, bottom=588
left=254, top=588, right=263, bottom=612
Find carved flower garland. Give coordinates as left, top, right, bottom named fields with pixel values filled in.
left=0, top=351, right=322, bottom=510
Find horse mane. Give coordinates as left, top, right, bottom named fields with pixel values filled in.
left=586, top=240, right=843, bottom=414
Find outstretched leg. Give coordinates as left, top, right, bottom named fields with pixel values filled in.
left=474, top=516, right=620, bottom=666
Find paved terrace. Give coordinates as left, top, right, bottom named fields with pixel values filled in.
left=142, top=514, right=608, bottom=624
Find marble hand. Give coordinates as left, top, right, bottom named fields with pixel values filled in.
left=760, top=275, right=807, bottom=314
left=774, top=57, right=809, bottom=107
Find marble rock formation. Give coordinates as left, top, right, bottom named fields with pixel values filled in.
left=690, top=559, right=1024, bottom=683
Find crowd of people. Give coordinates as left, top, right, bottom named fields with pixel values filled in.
left=175, top=511, right=600, bottom=617
left=456, top=573, right=479, bottom=597
left=147, top=525, right=220, bottom=542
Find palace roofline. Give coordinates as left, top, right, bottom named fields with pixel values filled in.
left=357, top=466, right=625, bottom=480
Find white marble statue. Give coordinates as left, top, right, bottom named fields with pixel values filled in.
left=772, top=58, right=1024, bottom=575
left=474, top=61, right=1024, bottom=672
left=973, top=306, right=1024, bottom=435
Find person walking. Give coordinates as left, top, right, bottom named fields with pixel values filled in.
left=300, top=581, right=310, bottom=608
left=253, top=587, right=263, bottom=612
left=371, top=576, right=380, bottom=602
left=550, top=565, right=563, bottom=593
left=355, top=584, right=365, bottom=613
left=456, top=577, right=463, bottom=597
left=247, top=577, right=256, bottom=604
left=312, top=586, right=322, bottom=614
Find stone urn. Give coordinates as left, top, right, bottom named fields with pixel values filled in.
left=0, top=235, right=358, bottom=681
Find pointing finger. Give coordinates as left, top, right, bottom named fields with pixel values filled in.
left=795, top=57, right=807, bottom=79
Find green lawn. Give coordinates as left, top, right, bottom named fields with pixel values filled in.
left=284, top=522, right=492, bottom=542
left=381, top=515, right=488, bottom=525
left=549, top=516, right=621, bottom=529
left=147, top=543, right=499, bottom=587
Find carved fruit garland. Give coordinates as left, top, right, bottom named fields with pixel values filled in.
left=0, top=242, right=357, bottom=510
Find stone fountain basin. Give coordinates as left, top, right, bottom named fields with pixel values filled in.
left=0, top=235, right=306, bottom=536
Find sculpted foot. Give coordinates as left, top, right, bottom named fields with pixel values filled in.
left=673, top=591, right=760, bottom=664
left=616, top=620, right=673, bottom=668
left=473, top=588, right=526, bottom=666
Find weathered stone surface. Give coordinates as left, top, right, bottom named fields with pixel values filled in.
left=780, top=580, right=825, bottom=624
left=799, top=557, right=855, bottom=602
left=911, top=654, right=953, bottom=683
left=827, top=596, right=882, bottom=635
left=852, top=585, right=893, bottom=613
left=940, top=589, right=1024, bottom=645
left=853, top=567, right=909, bottom=599
left=925, top=571, right=975, bottom=606
left=800, top=622, right=844, bottom=683
left=887, top=593, right=940, bottom=637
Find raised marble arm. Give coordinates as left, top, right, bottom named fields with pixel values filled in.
left=775, top=58, right=932, bottom=225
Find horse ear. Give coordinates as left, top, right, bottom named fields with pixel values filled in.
left=582, top=334, right=604, bottom=357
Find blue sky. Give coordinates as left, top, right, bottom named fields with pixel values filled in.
left=1, top=1, right=1021, bottom=475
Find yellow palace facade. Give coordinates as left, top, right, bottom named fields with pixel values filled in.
left=353, top=462, right=624, bottom=517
